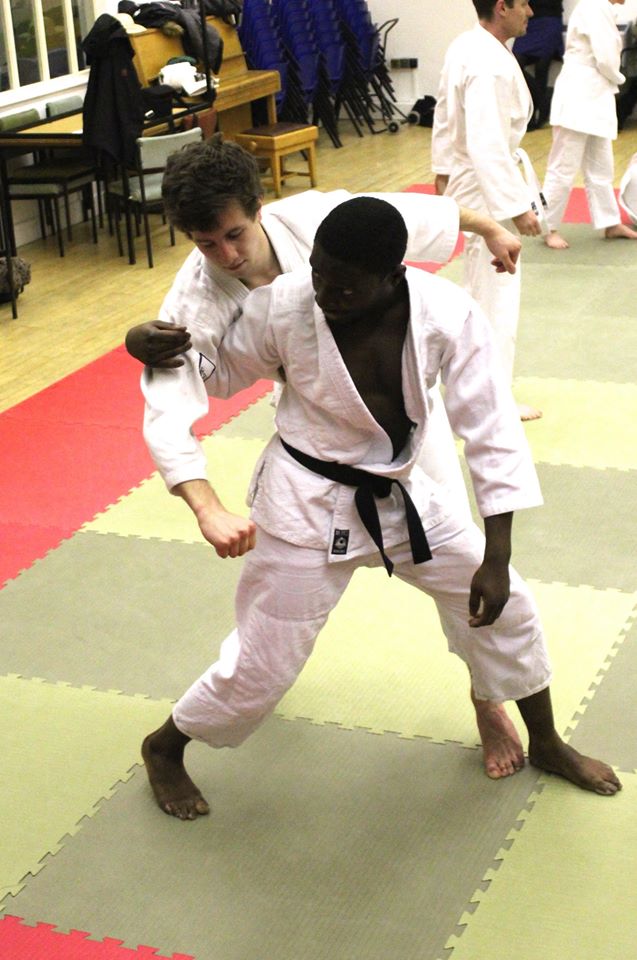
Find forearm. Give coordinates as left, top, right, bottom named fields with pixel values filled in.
left=173, top=478, right=256, bottom=558
left=173, top=478, right=224, bottom=521
left=483, top=512, right=513, bottom=566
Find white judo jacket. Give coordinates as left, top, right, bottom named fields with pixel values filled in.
left=180, top=266, right=543, bottom=562
left=550, top=0, right=623, bottom=139
left=432, top=24, right=533, bottom=223
left=142, top=190, right=459, bottom=492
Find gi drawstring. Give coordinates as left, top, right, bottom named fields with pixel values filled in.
left=280, top=439, right=432, bottom=576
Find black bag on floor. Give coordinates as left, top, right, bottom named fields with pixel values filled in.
left=0, top=257, right=31, bottom=303
left=407, top=96, right=437, bottom=127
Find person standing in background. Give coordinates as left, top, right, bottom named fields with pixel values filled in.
left=543, top=0, right=637, bottom=248
left=432, top=0, right=543, bottom=421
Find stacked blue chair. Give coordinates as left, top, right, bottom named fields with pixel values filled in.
left=306, top=0, right=349, bottom=146
left=271, top=0, right=319, bottom=124
left=332, top=0, right=400, bottom=134
left=238, top=0, right=288, bottom=115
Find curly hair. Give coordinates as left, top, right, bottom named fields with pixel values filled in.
left=161, top=135, right=263, bottom=234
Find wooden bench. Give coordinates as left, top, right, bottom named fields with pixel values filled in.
left=129, top=17, right=281, bottom=136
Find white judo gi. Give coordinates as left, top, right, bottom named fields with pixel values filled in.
left=544, top=0, right=624, bottom=231
left=432, top=24, right=534, bottom=385
left=164, top=266, right=551, bottom=749
left=143, top=188, right=468, bottom=512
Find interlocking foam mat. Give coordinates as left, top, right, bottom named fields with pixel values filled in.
left=2, top=189, right=636, bottom=959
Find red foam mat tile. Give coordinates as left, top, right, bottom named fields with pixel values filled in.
left=0, top=341, right=272, bottom=584
left=0, top=915, right=194, bottom=959
left=0, top=421, right=153, bottom=530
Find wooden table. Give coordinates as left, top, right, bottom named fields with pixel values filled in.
left=0, top=104, right=209, bottom=280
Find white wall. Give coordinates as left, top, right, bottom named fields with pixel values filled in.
left=367, top=0, right=476, bottom=107
left=368, top=0, right=637, bottom=109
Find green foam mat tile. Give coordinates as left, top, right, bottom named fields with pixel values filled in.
left=511, top=462, right=637, bottom=593
left=210, top=391, right=275, bottom=440
left=83, top=394, right=272, bottom=543
left=0, top=674, right=173, bottom=902
left=4, top=718, right=542, bottom=960
left=568, top=608, right=637, bottom=770
left=84, top=435, right=267, bottom=543
left=515, top=268, right=637, bottom=382
left=445, top=772, right=637, bottom=960
left=520, top=223, right=636, bottom=267
left=512, top=378, right=637, bottom=470
left=0, top=532, right=239, bottom=700
left=276, top=568, right=636, bottom=749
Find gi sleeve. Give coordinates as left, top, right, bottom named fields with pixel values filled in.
left=431, top=77, right=453, bottom=175
left=463, top=72, right=531, bottom=221
left=587, top=6, right=624, bottom=87
left=439, top=301, right=543, bottom=517
left=142, top=353, right=211, bottom=492
left=363, top=192, right=459, bottom=263
left=209, top=284, right=283, bottom=397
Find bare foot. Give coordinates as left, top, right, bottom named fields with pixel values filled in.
left=473, top=696, right=525, bottom=779
left=604, top=223, right=637, bottom=240
left=518, top=403, right=543, bottom=421
left=529, top=734, right=621, bottom=796
left=544, top=230, right=569, bottom=249
left=142, top=730, right=210, bottom=820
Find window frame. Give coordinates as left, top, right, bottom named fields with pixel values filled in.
left=0, top=0, right=101, bottom=105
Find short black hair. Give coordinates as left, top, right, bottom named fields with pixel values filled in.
left=472, top=0, right=514, bottom=19
left=314, top=197, right=408, bottom=276
left=161, top=135, right=263, bottom=234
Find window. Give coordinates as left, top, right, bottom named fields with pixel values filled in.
left=0, top=0, right=96, bottom=92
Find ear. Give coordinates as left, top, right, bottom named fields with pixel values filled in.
left=391, top=263, right=407, bottom=285
left=255, top=197, right=264, bottom=221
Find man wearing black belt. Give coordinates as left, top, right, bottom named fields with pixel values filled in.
left=142, top=197, right=620, bottom=819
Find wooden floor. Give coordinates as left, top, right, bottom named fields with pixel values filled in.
left=2, top=116, right=637, bottom=413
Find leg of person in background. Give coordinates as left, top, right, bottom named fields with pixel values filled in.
left=581, top=135, right=637, bottom=241
left=543, top=126, right=587, bottom=249
left=463, top=230, right=542, bottom=421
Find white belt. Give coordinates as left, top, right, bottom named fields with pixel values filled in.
left=515, top=147, right=549, bottom=235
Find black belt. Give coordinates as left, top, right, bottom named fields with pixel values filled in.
left=281, top=439, right=432, bottom=576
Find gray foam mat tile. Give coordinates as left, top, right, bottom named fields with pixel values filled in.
left=512, top=463, right=637, bottom=592
left=459, top=461, right=637, bottom=593
left=4, top=718, right=542, bottom=960
left=0, top=531, right=240, bottom=700
left=568, top=609, right=637, bottom=772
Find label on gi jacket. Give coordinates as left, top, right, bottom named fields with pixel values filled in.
left=198, top=353, right=216, bottom=381
left=331, top=529, right=349, bottom=555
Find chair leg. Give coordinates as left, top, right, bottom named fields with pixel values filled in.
left=37, top=200, right=47, bottom=240
left=64, top=186, right=73, bottom=241
left=52, top=197, right=65, bottom=257
left=141, top=206, right=154, bottom=268
left=112, top=199, right=124, bottom=257
left=307, top=144, right=318, bottom=187
left=271, top=154, right=282, bottom=198
left=89, top=187, right=98, bottom=244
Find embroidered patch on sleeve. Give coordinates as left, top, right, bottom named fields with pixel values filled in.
left=331, top=529, right=350, bottom=555
left=198, top=353, right=216, bottom=381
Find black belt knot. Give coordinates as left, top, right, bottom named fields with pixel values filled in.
left=281, top=439, right=432, bottom=576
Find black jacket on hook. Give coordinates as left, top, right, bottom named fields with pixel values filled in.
left=81, top=14, right=145, bottom=167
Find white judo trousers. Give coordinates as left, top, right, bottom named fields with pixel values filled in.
left=173, top=520, right=552, bottom=750
left=462, top=227, right=521, bottom=387
left=544, top=127, right=621, bottom=231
